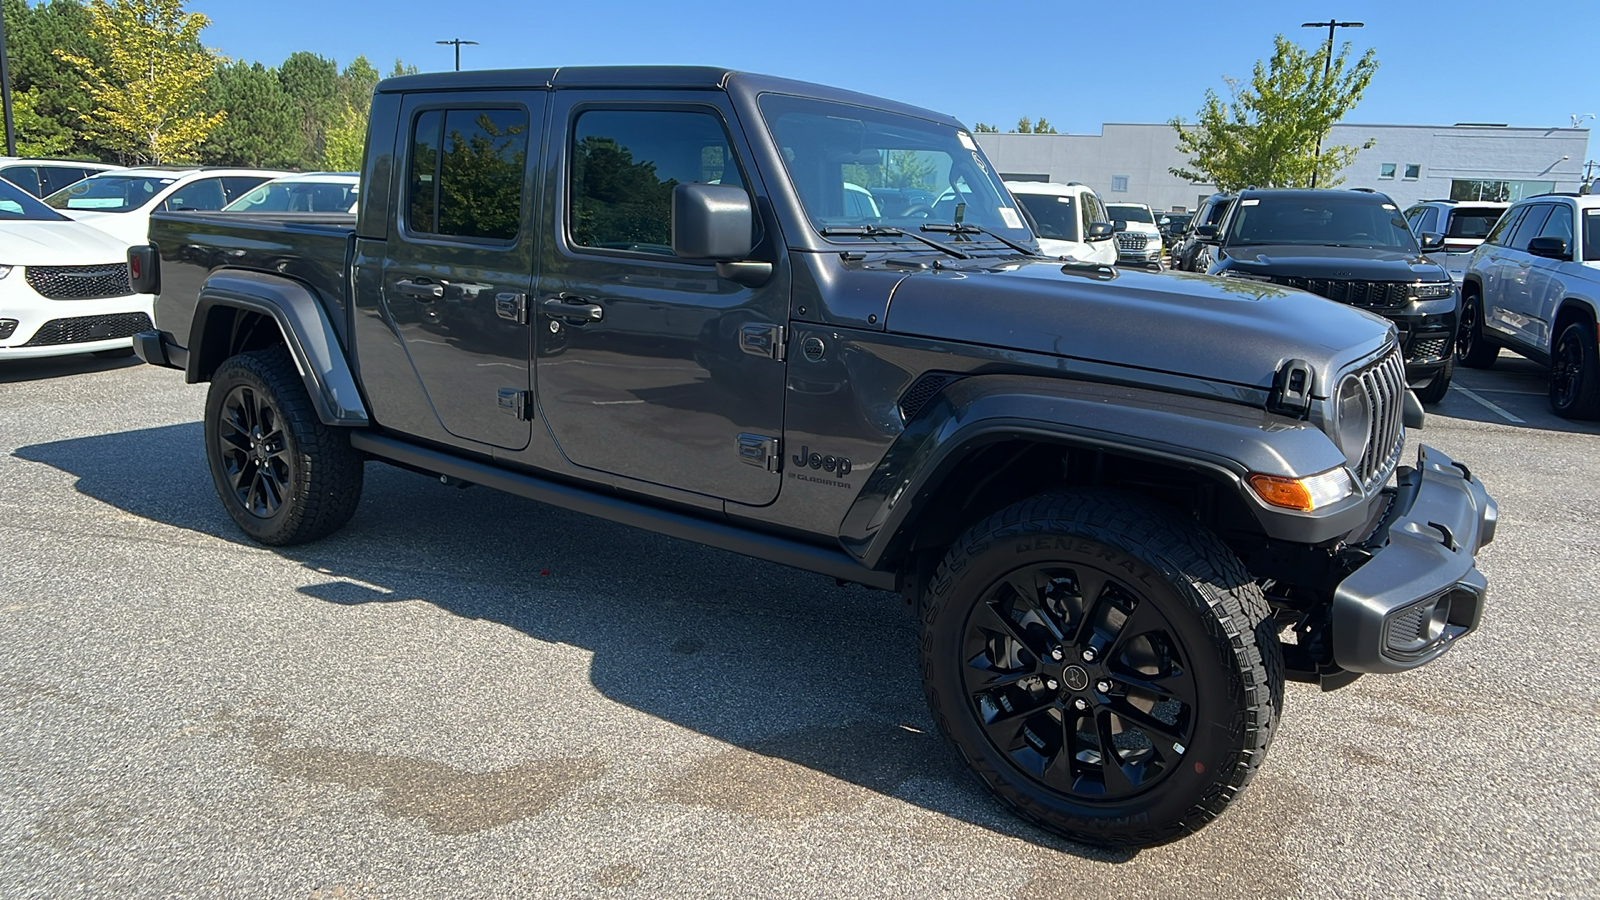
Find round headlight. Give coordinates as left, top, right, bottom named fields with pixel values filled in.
left=1335, top=376, right=1372, bottom=468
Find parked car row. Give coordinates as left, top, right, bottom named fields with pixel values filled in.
left=1, top=165, right=358, bottom=361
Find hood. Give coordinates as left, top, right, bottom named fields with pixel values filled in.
left=0, top=219, right=135, bottom=266
left=56, top=210, right=151, bottom=247
left=1218, top=244, right=1448, bottom=281
left=883, top=258, right=1394, bottom=391
left=1118, top=222, right=1161, bottom=236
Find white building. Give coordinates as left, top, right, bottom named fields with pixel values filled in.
left=976, top=123, right=1590, bottom=213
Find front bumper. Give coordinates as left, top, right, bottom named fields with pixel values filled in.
left=1331, top=445, right=1496, bottom=674
left=0, top=285, right=154, bottom=360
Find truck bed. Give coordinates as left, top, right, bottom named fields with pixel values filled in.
left=147, top=211, right=357, bottom=351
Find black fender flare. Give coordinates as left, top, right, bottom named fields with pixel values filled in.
left=838, top=374, right=1362, bottom=569
left=188, top=269, right=368, bottom=426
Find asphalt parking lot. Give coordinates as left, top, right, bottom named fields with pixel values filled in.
left=1, top=351, right=1596, bottom=899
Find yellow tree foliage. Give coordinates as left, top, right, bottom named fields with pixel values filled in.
left=55, top=0, right=226, bottom=164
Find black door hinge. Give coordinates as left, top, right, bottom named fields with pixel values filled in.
left=495, top=292, right=529, bottom=325
left=497, top=388, right=533, bottom=420
left=739, top=323, right=786, bottom=361
left=736, top=433, right=781, bottom=472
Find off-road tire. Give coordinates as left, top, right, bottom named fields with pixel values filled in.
left=919, top=491, right=1283, bottom=847
left=1456, top=290, right=1497, bottom=369
left=204, top=347, right=364, bottom=545
left=1550, top=320, right=1600, bottom=420
left=1413, top=354, right=1454, bottom=405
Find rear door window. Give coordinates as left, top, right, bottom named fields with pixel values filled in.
left=0, top=165, right=41, bottom=195
left=163, top=177, right=228, bottom=211
left=406, top=107, right=530, bottom=242
left=38, top=166, right=89, bottom=195
left=1446, top=207, right=1504, bottom=240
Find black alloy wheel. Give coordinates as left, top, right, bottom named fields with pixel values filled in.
left=1550, top=321, right=1600, bottom=419
left=920, top=492, right=1282, bottom=847
left=960, top=562, right=1197, bottom=802
left=216, top=384, right=292, bottom=518
left=204, top=347, right=364, bottom=545
left=1456, top=292, right=1497, bottom=369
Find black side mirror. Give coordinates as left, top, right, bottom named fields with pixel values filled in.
left=1418, top=232, right=1447, bottom=253
left=1086, top=221, right=1115, bottom=242
left=1194, top=223, right=1219, bottom=241
left=1527, top=236, right=1570, bottom=261
left=1112, top=219, right=1128, bottom=233
left=673, top=183, right=756, bottom=260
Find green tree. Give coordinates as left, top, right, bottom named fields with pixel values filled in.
left=973, top=122, right=998, bottom=133
left=200, top=60, right=305, bottom=167
left=1013, top=117, right=1058, bottom=134
left=318, top=55, right=382, bottom=170
left=54, top=0, right=224, bottom=164
left=3, top=0, right=114, bottom=159
left=1170, top=34, right=1378, bottom=191
left=842, top=151, right=937, bottom=191
left=279, top=51, right=341, bottom=167
left=11, top=88, right=75, bottom=156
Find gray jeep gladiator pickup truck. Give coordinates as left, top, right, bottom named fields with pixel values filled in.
left=130, top=67, right=1497, bottom=847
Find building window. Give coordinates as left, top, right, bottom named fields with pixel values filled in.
left=1110, top=175, right=1129, bottom=192
left=1379, top=163, right=1396, bottom=179
left=1449, top=179, right=1557, bottom=202
left=1404, top=164, right=1421, bottom=180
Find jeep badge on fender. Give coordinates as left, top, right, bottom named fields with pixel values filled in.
left=792, top=445, right=851, bottom=476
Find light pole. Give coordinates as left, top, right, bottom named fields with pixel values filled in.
left=0, top=9, right=15, bottom=156
left=1301, top=18, right=1363, bottom=189
left=436, top=38, right=478, bottom=72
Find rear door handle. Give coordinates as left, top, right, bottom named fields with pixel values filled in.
left=541, top=297, right=604, bottom=321
left=394, top=278, right=445, bottom=300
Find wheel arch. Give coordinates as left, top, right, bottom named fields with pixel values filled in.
left=187, top=269, right=368, bottom=427
left=838, top=374, right=1360, bottom=573
left=1552, top=297, right=1599, bottom=354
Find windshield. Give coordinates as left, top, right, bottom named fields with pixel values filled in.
left=1106, top=205, right=1154, bottom=224
left=223, top=179, right=358, bottom=213
left=0, top=178, right=68, bottom=221
left=1223, top=194, right=1420, bottom=252
left=1013, top=193, right=1078, bottom=242
left=1445, top=207, right=1505, bottom=240
left=758, top=94, right=1032, bottom=244
left=44, top=173, right=177, bottom=213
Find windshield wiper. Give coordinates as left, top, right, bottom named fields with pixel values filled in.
left=920, top=222, right=1041, bottom=256
left=820, top=225, right=972, bottom=260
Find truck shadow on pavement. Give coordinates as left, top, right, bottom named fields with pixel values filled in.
left=15, top=422, right=1135, bottom=862
left=0, top=353, right=144, bottom=384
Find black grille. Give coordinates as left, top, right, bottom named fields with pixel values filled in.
left=1272, top=276, right=1411, bottom=309
left=1115, top=233, right=1148, bottom=252
left=1348, top=349, right=1407, bottom=492
left=21, top=312, right=152, bottom=347
left=1408, top=337, right=1450, bottom=362
left=898, top=373, right=961, bottom=423
left=0, top=319, right=16, bottom=340
left=24, top=263, right=133, bottom=300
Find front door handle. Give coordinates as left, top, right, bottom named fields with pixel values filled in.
left=541, top=297, right=604, bottom=322
left=394, top=278, right=445, bottom=301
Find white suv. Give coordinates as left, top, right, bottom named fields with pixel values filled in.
left=1004, top=181, right=1118, bottom=265
left=1405, top=199, right=1509, bottom=283
left=1104, top=202, right=1163, bottom=265
left=43, top=166, right=287, bottom=245
left=1460, top=192, right=1600, bottom=418
left=0, top=178, right=153, bottom=360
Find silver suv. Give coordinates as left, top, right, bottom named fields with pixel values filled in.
left=1404, top=199, right=1509, bottom=284
left=1460, top=192, right=1600, bottom=418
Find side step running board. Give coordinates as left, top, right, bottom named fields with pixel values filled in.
left=348, top=431, right=897, bottom=591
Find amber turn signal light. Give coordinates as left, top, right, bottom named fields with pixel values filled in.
left=1247, top=468, right=1354, bottom=512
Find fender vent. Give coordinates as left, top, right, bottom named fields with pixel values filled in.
left=898, top=373, right=961, bottom=423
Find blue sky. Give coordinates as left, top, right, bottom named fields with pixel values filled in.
left=194, top=0, right=1597, bottom=159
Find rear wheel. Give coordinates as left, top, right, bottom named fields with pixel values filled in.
left=204, top=347, right=364, bottom=545
left=1456, top=291, right=1497, bottom=369
left=918, top=492, right=1282, bottom=847
left=1550, top=320, right=1600, bottom=419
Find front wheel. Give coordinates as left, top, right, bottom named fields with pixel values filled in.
left=1413, top=355, right=1454, bottom=405
left=1550, top=321, right=1600, bottom=419
left=1457, top=292, right=1497, bottom=369
left=204, top=347, right=365, bottom=545
left=919, top=492, right=1282, bottom=847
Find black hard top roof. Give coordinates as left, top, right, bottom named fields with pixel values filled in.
left=375, top=66, right=961, bottom=127
left=1237, top=188, right=1396, bottom=203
